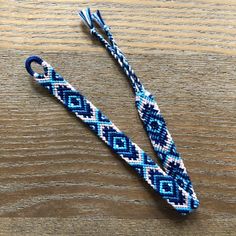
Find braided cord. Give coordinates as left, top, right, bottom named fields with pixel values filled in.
left=79, top=9, right=143, bottom=94
left=79, top=8, right=199, bottom=204
left=25, top=56, right=199, bottom=214
left=91, top=30, right=143, bottom=93
left=92, top=11, right=139, bottom=87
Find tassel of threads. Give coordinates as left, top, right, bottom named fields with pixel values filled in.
left=78, top=8, right=94, bottom=33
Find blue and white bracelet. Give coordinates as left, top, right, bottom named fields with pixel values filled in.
left=24, top=8, right=199, bottom=214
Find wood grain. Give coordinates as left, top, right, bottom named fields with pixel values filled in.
left=0, top=0, right=235, bottom=235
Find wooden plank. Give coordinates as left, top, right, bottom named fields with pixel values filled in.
left=0, top=0, right=235, bottom=234
left=0, top=219, right=235, bottom=235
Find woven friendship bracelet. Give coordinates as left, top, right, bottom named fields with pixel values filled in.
left=25, top=54, right=199, bottom=214
left=79, top=9, right=199, bottom=211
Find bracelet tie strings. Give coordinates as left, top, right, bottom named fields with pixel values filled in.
left=79, top=8, right=199, bottom=212
left=25, top=55, right=199, bottom=214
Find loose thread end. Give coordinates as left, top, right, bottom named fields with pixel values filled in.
left=92, top=10, right=110, bottom=31
left=78, top=8, right=94, bottom=31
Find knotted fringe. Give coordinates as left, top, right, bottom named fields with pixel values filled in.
left=78, top=8, right=94, bottom=31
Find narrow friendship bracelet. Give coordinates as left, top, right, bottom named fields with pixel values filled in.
left=25, top=55, right=199, bottom=214
left=79, top=8, right=199, bottom=207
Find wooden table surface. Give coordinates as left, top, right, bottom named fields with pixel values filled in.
left=0, top=0, right=235, bottom=235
